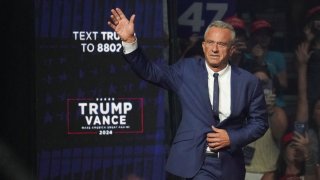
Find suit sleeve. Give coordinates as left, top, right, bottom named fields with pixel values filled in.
left=227, top=78, right=269, bottom=152
left=122, top=47, right=184, bottom=91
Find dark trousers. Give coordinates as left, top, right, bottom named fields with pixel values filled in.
left=186, top=155, right=222, bottom=180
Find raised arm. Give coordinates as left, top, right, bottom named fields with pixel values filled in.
left=107, top=8, right=136, bottom=43
left=295, top=42, right=319, bottom=180
left=295, top=42, right=310, bottom=122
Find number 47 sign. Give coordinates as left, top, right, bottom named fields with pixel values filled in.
left=177, top=0, right=236, bottom=38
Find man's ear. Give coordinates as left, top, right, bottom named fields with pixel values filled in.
left=202, top=41, right=206, bottom=52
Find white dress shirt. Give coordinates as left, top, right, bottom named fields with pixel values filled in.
left=122, top=40, right=138, bottom=54
left=205, top=63, right=231, bottom=122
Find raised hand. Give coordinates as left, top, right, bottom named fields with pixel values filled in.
left=292, top=131, right=310, bottom=160
left=107, top=8, right=136, bottom=43
left=295, top=42, right=310, bottom=65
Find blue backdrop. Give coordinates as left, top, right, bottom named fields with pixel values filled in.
left=35, top=0, right=168, bottom=179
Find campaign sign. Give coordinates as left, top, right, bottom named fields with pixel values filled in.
left=67, top=97, right=144, bottom=135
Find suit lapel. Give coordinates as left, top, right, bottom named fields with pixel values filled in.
left=218, top=65, right=241, bottom=126
left=198, top=59, right=213, bottom=116
left=197, top=61, right=242, bottom=125
left=197, top=59, right=222, bottom=126
left=229, top=65, right=241, bottom=118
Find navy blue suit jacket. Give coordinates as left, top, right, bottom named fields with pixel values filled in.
left=123, top=48, right=268, bottom=179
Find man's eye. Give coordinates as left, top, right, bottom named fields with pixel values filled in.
left=217, top=42, right=227, bottom=47
left=207, top=41, right=214, bottom=45
left=204, top=41, right=228, bottom=47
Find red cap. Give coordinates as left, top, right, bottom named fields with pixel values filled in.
left=306, top=6, right=320, bottom=19
left=224, top=16, right=246, bottom=30
left=282, top=132, right=293, bottom=145
left=250, top=19, right=273, bottom=33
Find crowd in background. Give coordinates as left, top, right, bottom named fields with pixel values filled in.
left=179, top=5, right=320, bottom=180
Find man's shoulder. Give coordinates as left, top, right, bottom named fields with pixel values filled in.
left=180, top=57, right=204, bottom=63
left=177, top=57, right=205, bottom=67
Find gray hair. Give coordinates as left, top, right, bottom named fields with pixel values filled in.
left=204, top=20, right=236, bottom=42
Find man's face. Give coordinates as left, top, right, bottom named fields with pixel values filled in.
left=202, top=27, right=234, bottom=72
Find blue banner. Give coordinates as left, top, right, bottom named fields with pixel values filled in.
left=177, top=0, right=236, bottom=38
left=35, top=0, right=168, bottom=179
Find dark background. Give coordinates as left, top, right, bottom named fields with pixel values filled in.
left=2, top=0, right=36, bottom=179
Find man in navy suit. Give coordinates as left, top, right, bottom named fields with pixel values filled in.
left=108, top=8, right=268, bottom=180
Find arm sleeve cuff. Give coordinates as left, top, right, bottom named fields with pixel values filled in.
left=122, top=39, right=138, bottom=54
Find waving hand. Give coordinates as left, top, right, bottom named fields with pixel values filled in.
left=107, top=8, right=136, bottom=43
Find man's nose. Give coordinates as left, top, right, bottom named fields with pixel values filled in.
left=212, top=45, right=218, bottom=52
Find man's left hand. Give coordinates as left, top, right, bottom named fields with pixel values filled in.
left=206, top=126, right=230, bottom=151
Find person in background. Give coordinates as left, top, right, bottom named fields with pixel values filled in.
left=244, top=19, right=288, bottom=108
left=107, top=8, right=268, bottom=180
left=274, top=131, right=317, bottom=180
left=179, top=33, right=204, bottom=59
left=272, top=37, right=320, bottom=180
left=311, top=97, right=320, bottom=178
left=297, top=5, right=320, bottom=117
left=295, top=30, right=320, bottom=179
left=223, top=15, right=249, bottom=67
left=245, top=67, right=288, bottom=180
